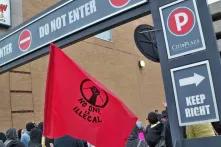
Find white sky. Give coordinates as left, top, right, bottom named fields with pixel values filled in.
left=207, top=0, right=220, bottom=4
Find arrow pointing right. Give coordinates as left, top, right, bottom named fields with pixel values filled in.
left=179, top=73, right=205, bottom=87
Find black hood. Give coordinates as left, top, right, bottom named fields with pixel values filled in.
left=6, top=128, right=17, bottom=140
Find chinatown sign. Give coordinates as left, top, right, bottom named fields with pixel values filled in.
left=0, top=0, right=11, bottom=27
left=0, top=0, right=147, bottom=67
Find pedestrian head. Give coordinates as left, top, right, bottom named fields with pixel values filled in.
left=161, top=110, right=168, bottom=122
left=26, top=122, right=35, bottom=132
left=136, top=120, right=143, bottom=129
left=5, top=128, right=17, bottom=140
left=147, top=112, right=158, bottom=124
left=0, top=132, right=6, bottom=143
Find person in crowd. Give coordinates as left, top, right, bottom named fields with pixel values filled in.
left=145, top=112, right=164, bottom=147
left=212, top=121, right=221, bottom=135
left=21, top=122, right=35, bottom=147
left=186, top=123, right=216, bottom=139
left=0, top=132, right=6, bottom=143
left=4, top=128, right=24, bottom=147
left=54, top=135, right=87, bottom=147
left=9, top=142, right=25, bottom=147
left=160, top=110, right=172, bottom=147
left=4, top=128, right=18, bottom=147
left=17, top=130, right=22, bottom=141
left=160, top=110, right=168, bottom=123
left=0, top=140, right=5, bottom=147
left=28, top=128, right=42, bottom=147
left=37, top=123, right=43, bottom=133
left=37, top=122, right=54, bottom=147
left=127, top=120, right=148, bottom=147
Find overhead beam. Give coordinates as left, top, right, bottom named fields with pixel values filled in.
left=0, top=0, right=150, bottom=73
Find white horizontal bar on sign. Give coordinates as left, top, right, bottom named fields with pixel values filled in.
left=209, top=1, right=221, bottom=15
left=213, top=20, right=221, bottom=33
left=217, top=39, right=221, bottom=51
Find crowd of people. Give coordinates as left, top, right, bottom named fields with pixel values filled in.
left=0, top=109, right=221, bottom=147
left=0, top=122, right=92, bottom=147
left=126, top=109, right=221, bottom=147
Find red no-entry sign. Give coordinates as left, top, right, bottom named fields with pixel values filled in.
left=109, top=0, right=130, bottom=8
left=18, top=29, right=32, bottom=52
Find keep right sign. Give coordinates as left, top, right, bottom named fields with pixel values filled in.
left=171, top=61, right=219, bottom=126
left=160, top=0, right=206, bottom=59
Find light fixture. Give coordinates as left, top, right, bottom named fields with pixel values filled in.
left=138, top=60, right=146, bottom=68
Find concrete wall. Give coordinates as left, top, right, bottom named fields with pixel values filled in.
left=0, top=0, right=165, bottom=131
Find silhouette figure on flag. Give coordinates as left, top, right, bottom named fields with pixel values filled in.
left=80, top=79, right=109, bottom=108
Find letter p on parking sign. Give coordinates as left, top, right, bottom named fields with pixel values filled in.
left=160, top=0, right=206, bottom=59
left=175, top=12, right=189, bottom=31
left=168, top=7, right=195, bottom=36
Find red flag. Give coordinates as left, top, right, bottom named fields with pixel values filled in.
left=43, top=44, right=137, bottom=147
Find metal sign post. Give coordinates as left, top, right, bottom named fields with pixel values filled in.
left=151, top=0, right=221, bottom=146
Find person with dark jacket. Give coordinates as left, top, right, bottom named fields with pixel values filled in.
left=8, top=142, right=25, bottom=147
left=212, top=121, right=221, bottom=135
left=17, top=130, right=22, bottom=141
left=160, top=110, right=172, bottom=147
left=164, top=120, right=172, bottom=147
left=37, top=122, right=54, bottom=147
left=4, top=128, right=24, bottom=147
left=145, top=112, right=164, bottom=147
left=127, top=121, right=148, bottom=147
left=0, top=132, right=6, bottom=143
left=28, top=128, right=42, bottom=147
left=54, top=136, right=87, bottom=147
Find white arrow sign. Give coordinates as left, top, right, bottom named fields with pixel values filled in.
left=179, top=73, right=205, bottom=87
